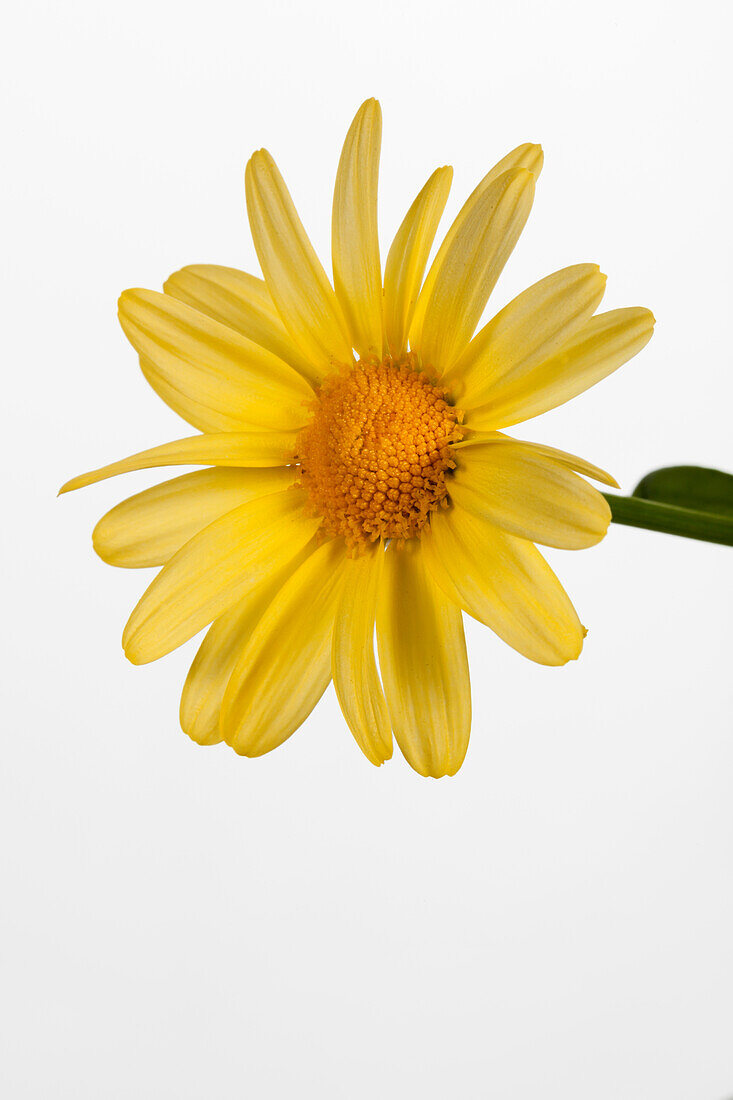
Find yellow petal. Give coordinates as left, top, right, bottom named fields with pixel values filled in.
left=454, top=430, right=619, bottom=488
left=444, top=264, right=607, bottom=406
left=383, top=166, right=453, bottom=358
left=480, top=142, right=544, bottom=182
left=59, top=431, right=298, bottom=494
left=409, top=142, right=543, bottom=352
left=332, top=99, right=383, bottom=359
left=163, top=265, right=321, bottom=386
left=221, top=538, right=348, bottom=757
left=93, top=466, right=296, bottom=568
left=422, top=504, right=584, bottom=665
left=332, top=543, right=392, bottom=767
left=450, top=435, right=612, bottom=549
left=118, top=289, right=312, bottom=433
left=180, top=538, right=317, bottom=746
left=414, top=169, right=536, bottom=374
left=467, top=307, right=655, bottom=430
left=376, top=540, right=471, bottom=778
left=138, top=354, right=247, bottom=434
left=122, top=488, right=320, bottom=664
left=246, top=149, right=353, bottom=375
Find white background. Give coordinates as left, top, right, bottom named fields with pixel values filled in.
left=2, top=1, right=732, bottom=1096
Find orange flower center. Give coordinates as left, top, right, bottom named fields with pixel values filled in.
left=296, top=354, right=463, bottom=550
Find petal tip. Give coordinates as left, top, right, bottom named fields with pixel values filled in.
left=527, top=143, right=544, bottom=176
left=634, top=306, right=656, bottom=330
left=562, top=628, right=586, bottom=664
left=117, top=287, right=151, bottom=324
left=123, top=641, right=145, bottom=667
left=118, top=287, right=139, bottom=309
left=58, top=473, right=85, bottom=494
left=246, top=148, right=272, bottom=175
left=91, top=523, right=115, bottom=564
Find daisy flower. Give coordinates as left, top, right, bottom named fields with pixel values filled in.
left=61, top=99, right=654, bottom=777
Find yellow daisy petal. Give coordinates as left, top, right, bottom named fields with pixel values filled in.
left=122, top=488, right=320, bottom=664
left=180, top=537, right=317, bottom=746
left=137, top=353, right=247, bottom=434
left=409, top=142, right=543, bottom=351
left=118, top=289, right=313, bottom=432
left=422, top=504, right=584, bottom=665
left=376, top=539, right=471, bottom=778
left=93, top=466, right=296, bottom=568
left=332, top=543, right=393, bottom=767
left=59, top=431, right=298, bottom=494
left=443, top=264, right=607, bottom=406
left=332, top=99, right=383, bottom=360
left=467, top=307, right=655, bottom=430
left=246, top=149, right=353, bottom=375
left=454, top=430, right=619, bottom=488
left=163, top=265, right=321, bottom=386
left=221, top=538, right=347, bottom=757
left=450, top=435, right=612, bottom=549
left=414, top=168, right=536, bottom=373
left=383, top=166, right=453, bottom=358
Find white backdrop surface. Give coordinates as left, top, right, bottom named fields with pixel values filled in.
left=2, top=1, right=732, bottom=1097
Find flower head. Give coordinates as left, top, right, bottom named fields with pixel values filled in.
left=62, top=99, right=654, bottom=777
left=297, top=354, right=463, bottom=547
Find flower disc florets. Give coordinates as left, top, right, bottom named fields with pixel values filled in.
left=296, top=354, right=463, bottom=550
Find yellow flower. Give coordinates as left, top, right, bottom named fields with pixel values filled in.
left=61, top=99, right=654, bottom=778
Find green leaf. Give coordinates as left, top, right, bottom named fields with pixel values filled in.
left=633, top=465, right=733, bottom=517
left=603, top=465, right=733, bottom=547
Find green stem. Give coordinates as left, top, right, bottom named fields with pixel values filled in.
left=604, top=493, right=733, bottom=546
